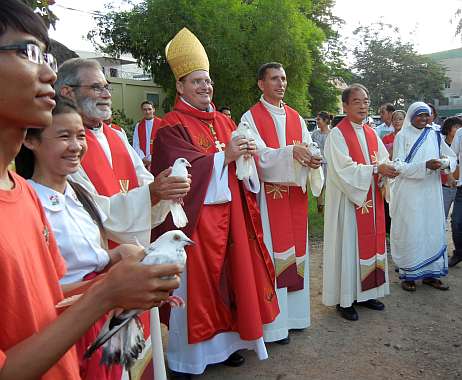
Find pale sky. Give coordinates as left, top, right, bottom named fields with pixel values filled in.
left=49, top=0, right=462, bottom=55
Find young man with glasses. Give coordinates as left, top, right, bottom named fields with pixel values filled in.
left=0, top=1, right=182, bottom=378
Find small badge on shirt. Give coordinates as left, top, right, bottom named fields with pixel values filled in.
left=43, top=225, right=49, bottom=244
left=49, top=194, right=59, bottom=206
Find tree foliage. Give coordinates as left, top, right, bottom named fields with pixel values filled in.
left=351, top=23, right=448, bottom=111
left=90, top=0, right=346, bottom=118
left=22, top=0, right=58, bottom=29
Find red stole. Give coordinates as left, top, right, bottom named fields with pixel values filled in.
left=152, top=99, right=279, bottom=344
left=250, top=101, right=308, bottom=292
left=81, top=124, right=139, bottom=197
left=337, top=118, right=386, bottom=291
left=137, top=117, right=162, bottom=156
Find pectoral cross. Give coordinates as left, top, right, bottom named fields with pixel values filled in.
left=215, top=140, right=225, bottom=152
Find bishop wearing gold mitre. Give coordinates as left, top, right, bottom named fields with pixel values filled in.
left=151, top=28, right=280, bottom=378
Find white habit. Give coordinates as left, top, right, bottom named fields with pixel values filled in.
left=322, top=121, right=390, bottom=308
left=240, top=96, right=323, bottom=342
left=390, top=119, right=456, bottom=280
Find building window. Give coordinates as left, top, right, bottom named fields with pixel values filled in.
left=445, top=80, right=451, bottom=89
left=146, top=93, right=160, bottom=107
left=109, top=68, right=118, bottom=77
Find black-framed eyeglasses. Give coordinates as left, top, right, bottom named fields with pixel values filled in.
left=0, top=43, right=58, bottom=72
left=68, top=83, right=113, bottom=94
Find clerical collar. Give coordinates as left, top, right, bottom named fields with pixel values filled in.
left=87, top=122, right=103, bottom=131
left=180, top=96, right=213, bottom=112
left=260, top=95, right=285, bottom=115
left=350, top=120, right=364, bottom=129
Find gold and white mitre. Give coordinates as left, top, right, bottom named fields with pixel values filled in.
left=165, top=27, right=210, bottom=80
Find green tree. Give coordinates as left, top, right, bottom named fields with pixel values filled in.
left=351, top=23, right=448, bottom=110
left=91, top=0, right=342, bottom=118
left=22, top=0, right=58, bottom=29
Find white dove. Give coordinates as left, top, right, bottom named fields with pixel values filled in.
left=170, top=157, right=191, bottom=228
left=234, top=121, right=257, bottom=181
left=84, top=230, right=194, bottom=369
left=294, top=142, right=324, bottom=194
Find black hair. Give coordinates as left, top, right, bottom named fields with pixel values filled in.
left=15, top=97, right=104, bottom=231
left=380, top=103, right=395, bottom=113
left=441, top=116, right=462, bottom=136
left=427, top=103, right=438, bottom=117
left=219, top=106, right=231, bottom=113
left=342, top=84, right=369, bottom=104
left=0, top=0, right=50, bottom=49
left=257, top=62, right=283, bottom=81
left=317, top=111, right=331, bottom=122
left=141, top=100, right=154, bottom=108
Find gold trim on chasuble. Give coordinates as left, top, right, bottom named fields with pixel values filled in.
left=119, top=179, right=130, bottom=194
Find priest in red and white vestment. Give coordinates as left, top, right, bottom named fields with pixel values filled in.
left=56, top=58, right=191, bottom=379
left=132, top=100, right=163, bottom=170
left=322, top=84, right=398, bottom=321
left=151, top=28, right=279, bottom=377
left=239, top=62, right=323, bottom=343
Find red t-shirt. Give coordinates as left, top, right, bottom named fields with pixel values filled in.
left=0, top=172, right=80, bottom=379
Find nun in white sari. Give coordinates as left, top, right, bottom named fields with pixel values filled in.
left=390, top=102, right=456, bottom=291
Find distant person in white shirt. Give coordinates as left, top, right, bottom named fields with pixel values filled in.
left=375, top=103, right=395, bottom=139
left=132, top=100, right=163, bottom=169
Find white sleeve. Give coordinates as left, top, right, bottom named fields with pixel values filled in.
left=324, top=128, right=374, bottom=207
left=392, top=132, right=428, bottom=179
left=240, top=111, right=297, bottom=184
left=204, top=152, right=232, bottom=204
left=132, top=123, right=145, bottom=159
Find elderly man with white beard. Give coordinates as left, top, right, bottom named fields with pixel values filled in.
left=55, top=58, right=191, bottom=378
left=55, top=59, right=190, bottom=246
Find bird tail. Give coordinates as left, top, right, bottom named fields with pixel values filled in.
left=170, top=202, right=188, bottom=228
left=100, top=316, right=146, bottom=370
left=235, top=156, right=252, bottom=180
left=84, top=310, right=139, bottom=359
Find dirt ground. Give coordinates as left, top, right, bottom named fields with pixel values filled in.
left=187, top=237, right=462, bottom=380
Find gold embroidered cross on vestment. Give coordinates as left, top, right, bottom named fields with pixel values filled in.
left=356, top=199, right=373, bottom=214
left=266, top=184, right=288, bottom=199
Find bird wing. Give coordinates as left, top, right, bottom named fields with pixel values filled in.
left=84, top=309, right=139, bottom=359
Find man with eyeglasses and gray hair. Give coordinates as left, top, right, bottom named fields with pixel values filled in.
left=55, top=58, right=191, bottom=247
left=55, top=58, right=191, bottom=377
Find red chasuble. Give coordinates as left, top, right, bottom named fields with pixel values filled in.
left=137, top=116, right=163, bottom=156
left=250, top=102, right=308, bottom=292
left=151, top=99, right=279, bottom=344
left=337, top=118, right=386, bottom=291
left=81, top=124, right=139, bottom=197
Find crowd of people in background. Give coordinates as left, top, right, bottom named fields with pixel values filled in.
left=1, top=1, right=462, bottom=379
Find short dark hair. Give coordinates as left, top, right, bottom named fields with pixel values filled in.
left=427, top=103, right=437, bottom=117
left=342, top=84, right=369, bottom=104
left=0, top=0, right=50, bottom=49
left=441, top=116, right=462, bottom=136
left=380, top=103, right=395, bottom=113
left=317, top=111, right=331, bottom=122
left=219, top=106, right=231, bottom=113
left=141, top=100, right=154, bottom=108
left=257, top=62, right=283, bottom=81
